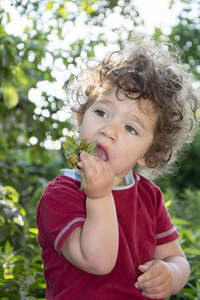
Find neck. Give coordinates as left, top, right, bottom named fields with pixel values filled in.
left=113, top=177, right=126, bottom=187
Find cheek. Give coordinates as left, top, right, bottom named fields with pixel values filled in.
left=78, top=123, right=95, bottom=140
left=110, top=147, right=139, bottom=164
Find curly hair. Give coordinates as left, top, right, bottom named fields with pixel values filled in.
left=68, top=35, right=199, bottom=177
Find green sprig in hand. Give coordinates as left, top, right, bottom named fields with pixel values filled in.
left=62, top=135, right=97, bottom=190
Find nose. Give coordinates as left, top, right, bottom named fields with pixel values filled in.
left=100, top=121, right=119, bottom=142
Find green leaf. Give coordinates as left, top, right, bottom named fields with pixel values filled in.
left=3, top=186, right=19, bottom=203
left=2, top=80, right=19, bottom=109
left=87, top=140, right=97, bottom=152
left=6, top=12, right=11, bottom=23
left=4, top=240, right=13, bottom=256
left=81, top=138, right=88, bottom=151
left=164, top=200, right=172, bottom=208
left=13, top=215, right=24, bottom=226
left=171, top=218, right=191, bottom=226
left=0, top=226, right=9, bottom=242
left=76, top=140, right=81, bottom=148
left=23, top=25, right=29, bottom=33
left=73, top=156, right=80, bottom=168
left=12, top=65, right=28, bottom=86
left=29, top=228, right=39, bottom=235
left=46, top=1, right=55, bottom=10
left=9, top=254, right=29, bottom=264
left=81, top=0, right=95, bottom=14
left=63, top=150, right=76, bottom=158
left=57, top=6, right=68, bottom=20
left=63, top=135, right=76, bottom=148
left=184, top=247, right=200, bottom=256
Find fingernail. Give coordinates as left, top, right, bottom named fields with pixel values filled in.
left=135, top=283, right=139, bottom=289
left=80, top=151, right=87, bottom=158
left=77, top=161, right=82, bottom=169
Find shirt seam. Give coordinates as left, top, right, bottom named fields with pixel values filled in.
left=54, top=217, right=85, bottom=252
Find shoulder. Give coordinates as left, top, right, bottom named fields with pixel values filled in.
left=135, top=172, right=163, bottom=208
left=45, top=169, right=82, bottom=192
left=136, top=172, right=161, bottom=194
left=38, top=170, right=85, bottom=207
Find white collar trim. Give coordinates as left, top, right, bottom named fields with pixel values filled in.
left=60, top=169, right=137, bottom=190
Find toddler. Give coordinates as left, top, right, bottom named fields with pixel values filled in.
left=37, top=35, right=199, bottom=299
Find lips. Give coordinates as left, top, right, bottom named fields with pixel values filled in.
left=95, top=145, right=108, bottom=162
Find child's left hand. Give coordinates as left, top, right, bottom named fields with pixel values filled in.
left=135, top=260, right=174, bottom=299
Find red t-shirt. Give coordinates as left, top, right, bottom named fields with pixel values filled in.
left=36, top=170, right=179, bottom=300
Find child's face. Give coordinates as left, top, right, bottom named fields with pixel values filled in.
left=77, top=89, right=158, bottom=186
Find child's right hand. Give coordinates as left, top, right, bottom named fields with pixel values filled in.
left=78, top=151, right=114, bottom=199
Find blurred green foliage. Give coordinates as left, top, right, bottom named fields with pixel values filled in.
left=0, top=0, right=200, bottom=299
left=163, top=188, right=200, bottom=300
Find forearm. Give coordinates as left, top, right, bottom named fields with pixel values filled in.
left=80, top=194, right=119, bottom=273
left=164, top=256, right=190, bottom=294
left=61, top=193, right=119, bottom=274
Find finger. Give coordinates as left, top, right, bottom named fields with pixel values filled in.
left=136, top=261, right=173, bottom=299
left=80, top=151, right=110, bottom=175
left=80, top=152, right=96, bottom=175
left=136, top=276, right=166, bottom=299
left=79, top=152, right=105, bottom=185
left=140, top=260, right=163, bottom=278
left=137, top=273, right=165, bottom=289
left=136, top=266, right=162, bottom=292
left=77, top=161, right=83, bottom=169
left=140, top=284, right=169, bottom=300
left=138, top=260, right=155, bottom=273
left=138, top=264, right=149, bottom=273
left=141, top=291, right=166, bottom=299
left=137, top=261, right=157, bottom=284
left=139, top=272, right=173, bottom=299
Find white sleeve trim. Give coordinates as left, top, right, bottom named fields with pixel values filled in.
left=54, top=217, right=85, bottom=252
left=156, top=226, right=176, bottom=240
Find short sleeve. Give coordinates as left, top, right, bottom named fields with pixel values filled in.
left=37, top=176, right=86, bottom=257
left=155, top=188, right=180, bottom=245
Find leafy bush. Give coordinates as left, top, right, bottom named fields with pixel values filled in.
left=163, top=188, right=200, bottom=299
left=0, top=185, right=46, bottom=300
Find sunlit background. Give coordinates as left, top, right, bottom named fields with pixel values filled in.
left=1, top=1, right=200, bottom=299
left=1, top=0, right=198, bottom=149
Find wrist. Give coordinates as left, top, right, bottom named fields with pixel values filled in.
left=87, top=193, right=113, bottom=202
left=166, top=262, right=175, bottom=295
left=86, top=194, right=116, bottom=221
left=164, top=256, right=190, bottom=295
left=84, top=188, right=113, bottom=200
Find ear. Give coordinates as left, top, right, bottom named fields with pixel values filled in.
left=136, top=157, right=148, bottom=167
left=137, top=151, right=164, bottom=167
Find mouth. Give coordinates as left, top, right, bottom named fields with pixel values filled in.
left=95, top=145, right=108, bottom=162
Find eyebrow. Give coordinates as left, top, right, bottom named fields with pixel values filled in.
left=97, top=99, right=114, bottom=106
left=131, top=114, right=147, bottom=131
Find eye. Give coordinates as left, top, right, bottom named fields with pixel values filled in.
left=95, top=109, right=108, bottom=118
left=125, top=125, right=138, bottom=135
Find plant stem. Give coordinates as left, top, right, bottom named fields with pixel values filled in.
left=81, top=176, right=86, bottom=190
